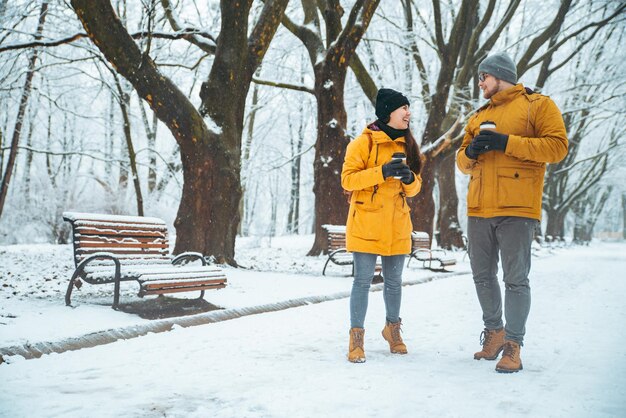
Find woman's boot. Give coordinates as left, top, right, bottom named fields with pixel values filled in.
left=382, top=320, right=408, bottom=354
left=348, top=328, right=366, bottom=363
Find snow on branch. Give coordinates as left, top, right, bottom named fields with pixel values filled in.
left=421, top=114, right=465, bottom=156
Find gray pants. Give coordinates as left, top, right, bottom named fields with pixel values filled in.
left=467, top=216, right=538, bottom=345
left=350, top=252, right=405, bottom=329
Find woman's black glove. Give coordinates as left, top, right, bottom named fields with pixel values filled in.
left=382, top=159, right=407, bottom=179
left=401, top=171, right=415, bottom=184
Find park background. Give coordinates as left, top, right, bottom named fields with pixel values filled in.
left=1, top=1, right=625, bottom=417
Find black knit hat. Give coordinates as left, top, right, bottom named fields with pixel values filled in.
left=375, top=88, right=410, bottom=121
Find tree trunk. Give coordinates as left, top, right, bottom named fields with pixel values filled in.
left=22, top=106, right=37, bottom=200
left=287, top=94, right=305, bottom=234
left=114, top=76, right=144, bottom=216
left=305, top=0, right=381, bottom=255
left=436, top=151, right=465, bottom=248
left=139, top=100, right=158, bottom=193
left=622, top=193, right=626, bottom=240
left=71, top=0, right=288, bottom=265
left=240, top=73, right=261, bottom=236
left=0, top=2, right=48, bottom=218
left=308, top=64, right=351, bottom=255
left=545, top=209, right=566, bottom=238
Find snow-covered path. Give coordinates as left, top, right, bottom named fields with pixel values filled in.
left=1, top=243, right=625, bottom=417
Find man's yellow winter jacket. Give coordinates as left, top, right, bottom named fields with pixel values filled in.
left=341, top=125, right=422, bottom=256
left=456, top=84, right=568, bottom=220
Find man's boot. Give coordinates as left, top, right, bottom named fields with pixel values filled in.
left=381, top=320, right=408, bottom=354
left=348, top=328, right=366, bottom=363
left=474, top=328, right=505, bottom=360
left=495, top=340, right=523, bottom=373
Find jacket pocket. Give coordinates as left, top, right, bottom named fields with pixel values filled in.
left=394, top=197, right=412, bottom=240
left=352, top=198, right=384, bottom=241
left=496, top=167, right=536, bottom=208
left=467, top=168, right=482, bottom=209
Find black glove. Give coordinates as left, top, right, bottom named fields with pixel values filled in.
left=465, top=130, right=508, bottom=159
left=474, top=130, right=509, bottom=151
left=465, top=141, right=482, bottom=159
left=382, top=158, right=407, bottom=179
left=401, top=171, right=415, bottom=184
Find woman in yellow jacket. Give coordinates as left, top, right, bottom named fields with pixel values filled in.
left=341, top=88, right=423, bottom=363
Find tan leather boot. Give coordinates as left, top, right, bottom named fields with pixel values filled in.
left=474, top=328, right=505, bottom=360
left=382, top=320, right=408, bottom=354
left=348, top=328, right=366, bottom=363
left=496, top=340, right=523, bottom=373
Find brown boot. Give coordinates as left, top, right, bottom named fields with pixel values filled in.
left=474, top=328, right=505, bottom=360
left=381, top=320, right=408, bottom=354
left=348, top=328, right=366, bottom=363
left=496, top=340, right=523, bottom=373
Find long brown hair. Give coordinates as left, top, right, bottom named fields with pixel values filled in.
left=404, top=129, right=423, bottom=175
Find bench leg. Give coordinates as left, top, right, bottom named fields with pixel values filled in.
left=199, top=290, right=205, bottom=299
left=65, top=271, right=82, bottom=306
left=112, top=263, right=122, bottom=310
left=322, top=257, right=332, bottom=276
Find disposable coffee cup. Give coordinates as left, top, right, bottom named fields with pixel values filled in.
left=480, top=121, right=496, bottom=131
left=391, top=152, right=406, bottom=179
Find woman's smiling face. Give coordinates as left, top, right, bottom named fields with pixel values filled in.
left=387, top=104, right=411, bottom=130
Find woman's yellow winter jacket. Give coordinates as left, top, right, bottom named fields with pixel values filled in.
left=341, top=125, right=422, bottom=256
left=456, top=84, right=568, bottom=220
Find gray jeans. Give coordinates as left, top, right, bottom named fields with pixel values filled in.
left=350, top=252, right=405, bottom=329
left=467, top=216, right=538, bottom=345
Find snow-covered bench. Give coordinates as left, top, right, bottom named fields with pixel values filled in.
left=407, top=231, right=457, bottom=271
left=63, top=212, right=227, bottom=309
left=321, top=225, right=382, bottom=280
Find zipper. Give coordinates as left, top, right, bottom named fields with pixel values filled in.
left=400, top=191, right=406, bottom=207
left=371, top=185, right=378, bottom=202
left=374, top=144, right=379, bottom=165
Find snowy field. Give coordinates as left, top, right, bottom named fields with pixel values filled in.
left=1, top=237, right=625, bottom=417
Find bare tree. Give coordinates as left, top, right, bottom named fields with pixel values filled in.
left=400, top=0, right=624, bottom=248
left=0, top=1, right=48, bottom=218
left=70, top=0, right=289, bottom=264
left=573, top=186, right=613, bottom=243
left=280, top=0, right=381, bottom=255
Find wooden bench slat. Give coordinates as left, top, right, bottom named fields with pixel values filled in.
left=76, top=235, right=167, bottom=244
left=73, top=219, right=167, bottom=228
left=140, top=283, right=226, bottom=296
left=76, top=241, right=169, bottom=250
left=81, top=255, right=171, bottom=263
left=142, top=278, right=226, bottom=290
left=138, top=271, right=225, bottom=282
left=75, top=229, right=167, bottom=239
left=76, top=248, right=169, bottom=256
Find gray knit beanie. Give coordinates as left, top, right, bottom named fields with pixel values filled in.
left=478, top=52, right=518, bottom=85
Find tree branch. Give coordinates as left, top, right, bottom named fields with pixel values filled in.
left=0, top=29, right=218, bottom=53
left=159, top=0, right=217, bottom=54
left=251, top=76, right=315, bottom=94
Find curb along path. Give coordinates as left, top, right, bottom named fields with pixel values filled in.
left=0, top=270, right=470, bottom=362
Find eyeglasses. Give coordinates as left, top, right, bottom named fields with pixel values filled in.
left=478, top=73, right=489, bottom=82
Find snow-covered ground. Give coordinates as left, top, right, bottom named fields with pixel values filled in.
left=1, top=237, right=625, bottom=417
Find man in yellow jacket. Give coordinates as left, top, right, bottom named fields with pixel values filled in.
left=456, top=52, right=568, bottom=373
